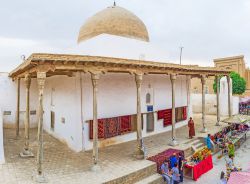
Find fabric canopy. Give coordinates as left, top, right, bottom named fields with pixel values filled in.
left=227, top=172, right=250, bottom=184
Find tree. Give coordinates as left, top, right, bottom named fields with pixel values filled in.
left=213, top=72, right=246, bottom=95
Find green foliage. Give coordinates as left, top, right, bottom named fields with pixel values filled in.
left=213, top=72, right=246, bottom=95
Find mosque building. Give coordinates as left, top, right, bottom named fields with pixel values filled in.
left=0, top=3, right=232, bottom=177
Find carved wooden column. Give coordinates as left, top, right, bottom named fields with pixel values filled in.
left=35, top=72, right=47, bottom=183
left=15, top=78, right=20, bottom=138
left=169, top=74, right=178, bottom=146
left=135, top=73, right=144, bottom=159
left=216, top=75, right=220, bottom=126
left=91, top=73, right=101, bottom=171
left=201, top=75, right=207, bottom=133
left=227, top=75, right=232, bottom=117
left=20, top=74, right=34, bottom=157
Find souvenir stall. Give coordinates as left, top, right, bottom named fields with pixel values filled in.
left=147, top=148, right=184, bottom=173
left=212, top=122, right=249, bottom=157
left=239, top=98, right=250, bottom=115
left=183, top=147, right=213, bottom=181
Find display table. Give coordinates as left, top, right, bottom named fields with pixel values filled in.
left=184, top=155, right=213, bottom=181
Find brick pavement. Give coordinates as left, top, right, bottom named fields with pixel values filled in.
left=1, top=114, right=229, bottom=184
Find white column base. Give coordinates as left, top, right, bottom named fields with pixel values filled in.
left=201, top=127, right=208, bottom=133
left=169, top=139, right=178, bottom=146
left=91, top=164, right=101, bottom=172
left=20, top=148, right=34, bottom=158
left=134, top=149, right=145, bottom=160
left=33, top=173, right=48, bottom=183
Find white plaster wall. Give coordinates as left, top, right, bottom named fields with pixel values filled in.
left=191, top=94, right=239, bottom=116
left=191, top=94, right=217, bottom=115
left=82, top=73, right=188, bottom=151
left=232, top=96, right=239, bottom=115
left=43, top=74, right=82, bottom=152
left=0, top=73, right=38, bottom=128
left=191, top=77, right=239, bottom=116
left=0, top=110, right=5, bottom=164
left=0, top=72, right=190, bottom=152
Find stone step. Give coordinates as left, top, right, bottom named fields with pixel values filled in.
left=183, top=147, right=193, bottom=158
left=194, top=142, right=204, bottom=149
left=190, top=139, right=201, bottom=145
left=183, top=138, right=200, bottom=146
left=104, top=162, right=157, bottom=184
left=135, top=173, right=164, bottom=184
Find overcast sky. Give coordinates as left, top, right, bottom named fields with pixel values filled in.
left=1, top=0, right=250, bottom=72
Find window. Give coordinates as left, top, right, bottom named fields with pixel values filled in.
left=146, top=93, right=151, bottom=104
left=3, top=111, right=11, bottom=115
left=51, top=111, right=55, bottom=130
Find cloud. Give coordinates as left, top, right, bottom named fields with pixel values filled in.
left=1, top=0, right=250, bottom=72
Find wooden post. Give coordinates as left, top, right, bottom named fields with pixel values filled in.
left=201, top=75, right=207, bottom=133
left=216, top=75, right=220, bottom=126
left=169, top=74, right=178, bottom=146
left=15, top=78, right=20, bottom=138
left=91, top=73, right=101, bottom=171
left=227, top=75, right=232, bottom=117
left=34, top=72, right=47, bottom=183
left=135, top=73, right=144, bottom=159
left=20, top=74, right=34, bottom=157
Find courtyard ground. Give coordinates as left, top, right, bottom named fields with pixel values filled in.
left=1, top=114, right=249, bottom=184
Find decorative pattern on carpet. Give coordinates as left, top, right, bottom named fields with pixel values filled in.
left=89, top=115, right=132, bottom=139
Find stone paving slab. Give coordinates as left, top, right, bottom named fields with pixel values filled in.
left=2, top=114, right=229, bottom=184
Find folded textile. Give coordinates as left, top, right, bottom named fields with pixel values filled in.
left=104, top=118, right=119, bottom=138
left=120, top=115, right=132, bottom=133
left=158, top=107, right=187, bottom=127
left=147, top=148, right=184, bottom=173
left=89, top=115, right=133, bottom=139
left=163, top=109, right=172, bottom=127
left=157, top=110, right=166, bottom=120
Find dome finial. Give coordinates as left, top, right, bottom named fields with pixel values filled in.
left=113, top=1, right=116, bottom=6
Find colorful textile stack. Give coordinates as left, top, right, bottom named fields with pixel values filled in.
left=89, top=115, right=132, bottom=139
left=147, top=148, right=184, bottom=173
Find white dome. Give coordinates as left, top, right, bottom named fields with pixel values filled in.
left=78, top=5, right=149, bottom=43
